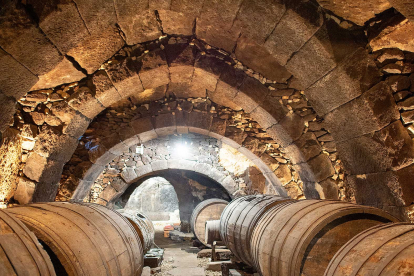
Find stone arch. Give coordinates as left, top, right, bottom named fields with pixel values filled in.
left=71, top=124, right=286, bottom=201
left=21, top=41, right=330, bottom=203
left=88, top=163, right=237, bottom=206
left=1, top=0, right=413, bottom=219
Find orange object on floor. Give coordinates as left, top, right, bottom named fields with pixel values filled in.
left=164, top=225, right=174, bottom=231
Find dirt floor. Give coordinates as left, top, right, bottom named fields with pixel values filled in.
left=151, top=231, right=222, bottom=276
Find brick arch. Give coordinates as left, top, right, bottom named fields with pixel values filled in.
left=83, top=162, right=239, bottom=207
left=1, top=0, right=413, bottom=219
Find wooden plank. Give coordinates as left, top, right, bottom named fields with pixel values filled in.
left=0, top=234, right=39, bottom=276
left=0, top=244, right=17, bottom=276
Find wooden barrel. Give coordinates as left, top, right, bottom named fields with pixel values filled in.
left=0, top=210, right=56, bottom=276
left=205, top=220, right=221, bottom=245
left=324, top=223, right=414, bottom=276
left=5, top=202, right=144, bottom=276
left=191, top=198, right=228, bottom=247
left=117, top=209, right=155, bottom=253
left=251, top=200, right=399, bottom=276
left=219, top=195, right=291, bottom=265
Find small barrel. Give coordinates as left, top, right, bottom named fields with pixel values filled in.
left=0, top=210, right=55, bottom=276
left=205, top=220, right=221, bottom=245
left=219, top=195, right=291, bottom=265
left=191, top=198, right=228, bottom=247
left=251, top=200, right=399, bottom=276
left=325, top=223, right=414, bottom=276
left=117, top=209, right=155, bottom=253
left=5, top=202, right=143, bottom=276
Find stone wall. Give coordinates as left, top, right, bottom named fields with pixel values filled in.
left=2, top=35, right=347, bottom=206
left=0, top=129, right=22, bottom=204
left=122, top=177, right=180, bottom=222
left=116, top=171, right=231, bottom=232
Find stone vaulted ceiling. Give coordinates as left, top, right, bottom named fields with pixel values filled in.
left=0, top=0, right=414, bottom=221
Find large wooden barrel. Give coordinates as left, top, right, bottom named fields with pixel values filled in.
left=219, top=195, right=291, bottom=265
left=251, top=200, right=399, bottom=276
left=5, top=202, right=144, bottom=276
left=117, top=209, right=155, bottom=253
left=0, top=210, right=55, bottom=276
left=191, top=198, right=228, bottom=247
left=325, top=223, right=414, bottom=276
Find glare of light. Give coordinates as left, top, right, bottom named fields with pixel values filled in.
left=174, top=142, right=189, bottom=159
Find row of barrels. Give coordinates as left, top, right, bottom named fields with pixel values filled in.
left=0, top=202, right=154, bottom=276
left=194, top=196, right=414, bottom=276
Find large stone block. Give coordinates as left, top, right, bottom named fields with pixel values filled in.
left=187, top=111, right=212, bottom=130
left=169, top=66, right=194, bottom=83
left=208, top=81, right=240, bottom=110
left=286, top=20, right=359, bottom=90
left=27, top=0, right=90, bottom=53
left=23, top=152, right=48, bottom=182
left=170, top=0, right=204, bottom=17
left=105, top=57, right=144, bottom=98
left=91, top=70, right=122, bottom=107
left=130, top=116, right=154, bottom=134
left=347, top=173, right=405, bottom=209
left=233, top=76, right=269, bottom=113
left=0, top=2, right=62, bottom=75
left=135, top=164, right=153, bottom=178
left=158, top=10, right=194, bottom=36
left=306, top=48, right=381, bottom=115
left=115, top=1, right=161, bottom=45
left=235, top=36, right=291, bottom=83
left=196, top=0, right=243, bottom=52
left=72, top=0, right=118, bottom=34
left=370, top=20, right=414, bottom=53
left=294, top=132, right=321, bottom=161
left=260, top=95, right=289, bottom=122
left=0, top=49, right=38, bottom=99
left=67, top=87, right=105, bottom=119
left=0, top=93, right=16, bottom=133
left=316, top=0, right=391, bottom=26
left=165, top=43, right=196, bottom=67
left=279, top=113, right=305, bottom=142
left=266, top=124, right=294, bottom=148
left=14, top=177, right=36, bottom=204
left=139, top=49, right=170, bottom=89
left=67, top=27, right=124, bottom=74
left=264, top=1, right=323, bottom=66
left=31, top=58, right=86, bottom=90
left=337, top=120, right=414, bottom=175
left=308, top=153, right=335, bottom=182
left=33, top=126, right=79, bottom=162
left=388, top=0, right=414, bottom=21
left=99, top=185, right=118, bottom=201
left=31, top=160, right=66, bottom=202
left=319, top=178, right=339, bottom=200
left=132, top=86, right=166, bottom=104
left=140, top=66, right=170, bottom=89
left=231, top=0, right=285, bottom=44
left=154, top=113, right=176, bottom=129
left=324, top=82, right=400, bottom=142
left=208, top=64, right=244, bottom=109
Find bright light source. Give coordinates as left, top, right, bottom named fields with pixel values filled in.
left=174, top=142, right=189, bottom=159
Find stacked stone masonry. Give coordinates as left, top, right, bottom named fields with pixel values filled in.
left=7, top=36, right=345, bottom=206
left=0, top=0, right=414, bottom=222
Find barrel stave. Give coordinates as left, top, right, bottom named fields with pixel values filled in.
left=324, top=223, right=414, bottom=276
left=5, top=202, right=143, bottom=276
